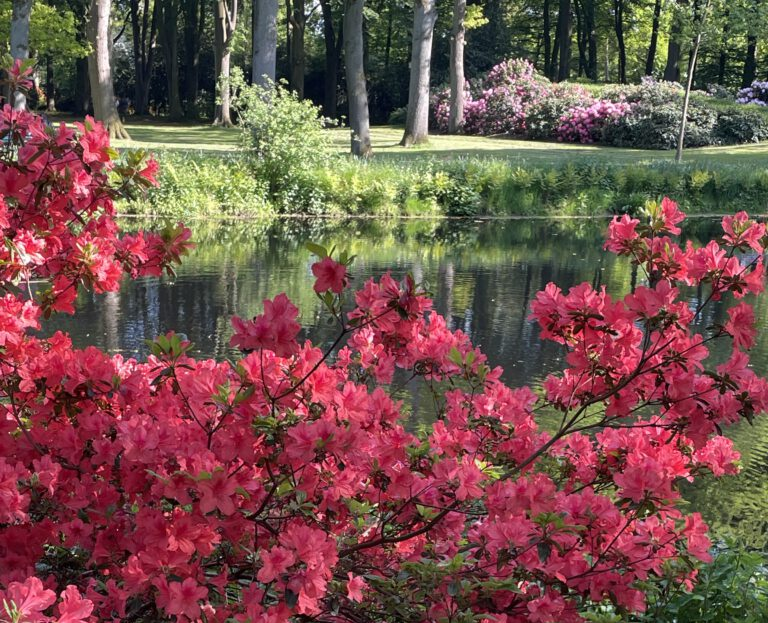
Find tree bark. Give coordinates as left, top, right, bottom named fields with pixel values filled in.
left=130, top=0, right=159, bottom=116
left=160, top=0, right=184, bottom=120
left=585, top=0, right=597, bottom=80
left=344, top=0, right=372, bottom=157
left=87, top=0, right=130, bottom=138
left=574, top=0, right=586, bottom=77
left=214, top=0, right=238, bottom=126
left=613, top=0, right=627, bottom=83
left=319, top=0, right=338, bottom=117
left=289, top=0, right=306, bottom=97
left=556, top=0, right=572, bottom=82
left=183, top=0, right=203, bottom=119
left=543, top=0, right=552, bottom=76
left=74, top=58, right=91, bottom=115
left=663, top=11, right=682, bottom=82
left=645, top=0, right=662, bottom=75
left=742, top=35, right=758, bottom=88
left=253, top=0, right=279, bottom=87
left=716, top=8, right=730, bottom=85
left=401, top=0, right=438, bottom=146
left=46, top=56, right=56, bottom=112
left=448, top=0, right=466, bottom=133
left=10, top=0, right=33, bottom=110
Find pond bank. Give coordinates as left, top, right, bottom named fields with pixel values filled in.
left=121, top=150, right=768, bottom=219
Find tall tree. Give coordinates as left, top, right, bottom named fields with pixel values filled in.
left=87, top=0, right=129, bottom=138
left=129, top=0, right=159, bottom=115
left=742, top=34, right=758, bottom=87
left=555, top=0, right=572, bottom=81
left=584, top=0, right=597, bottom=79
left=715, top=7, right=730, bottom=84
left=542, top=0, right=552, bottom=76
left=10, top=0, right=33, bottom=109
left=213, top=0, right=238, bottom=126
left=401, top=0, right=437, bottom=146
left=253, top=0, right=278, bottom=87
left=183, top=0, right=204, bottom=119
left=319, top=0, right=340, bottom=117
left=645, top=0, right=662, bottom=75
left=448, top=0, right=466, bottom=133
left=159, top=0, right=183, bottom=120
left=344, top=0, right=371, bottom=156
left=613, top=0, right=627, bottom=83
left=664, top=2, right=683, bottom=82
left=289, top=0, right=306, bottom=97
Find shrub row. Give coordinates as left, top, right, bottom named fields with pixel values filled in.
left=123, top=151, right=768, bottom=218
left=433, top=61, right=768, bottom=149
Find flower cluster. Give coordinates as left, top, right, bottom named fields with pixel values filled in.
left=736, top=80, right=768, bottom=106
left=1, top=85, right=767, bottom=621
left=433, top=59, right=549, bottom=135
left=556, top=99, right=632, bottom=143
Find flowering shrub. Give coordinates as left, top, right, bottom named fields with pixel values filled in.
left=557, top=100, right=632, bottom=143
left=434, top=59, right=550, bottom=135
left=736, top=80, right=768, bottom=106
left=2, top=69, right=768, bottom=622
left=525, top=83, right=595, bottom=140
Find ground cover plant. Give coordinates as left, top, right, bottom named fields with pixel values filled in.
left=3, top=68, right=768, bottom=623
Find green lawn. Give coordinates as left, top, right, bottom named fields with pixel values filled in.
left=110, top=119, right=768, bottom=168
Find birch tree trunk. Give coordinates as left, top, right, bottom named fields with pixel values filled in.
left=448, top=0, right=466, bottom=134
left=344, top=0, right=371, bottom=157
left=87, top=0, right=130, bottom=139
left=253, top=0, right=278, bottom=87
left=401, top=0, right=437, bottom=147
left=10, top=0, right=33, bottom=110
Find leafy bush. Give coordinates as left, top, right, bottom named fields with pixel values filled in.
left=557, top=100, right=632, bottom=143
left=715, top=108, right=768, bottom=144
left=602, top=101, right=717, bottom=149
left=230, top=69, right=335, bottom=207
left=737, top=80, right=768, bottom=106
left=601, top=76, right=684, bottom=105
left=526, top=83, right=595, bottom=139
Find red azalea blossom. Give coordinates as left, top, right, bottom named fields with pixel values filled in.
left=312, top=256, right=348, bottom=293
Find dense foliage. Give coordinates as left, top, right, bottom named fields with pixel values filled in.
left=434, top=62, right=768, bottom=149
left=3, top=100, right=768, bottom=622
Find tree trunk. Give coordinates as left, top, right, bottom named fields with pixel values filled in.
left=75, top=58, right=91, bottom=115
left=214, top=0, right=238, bottom=126
left=319, top=0, right=338, bottom=117
left=716, top=8, right=730, bottom=85
left=448, top=0, right=466, bottom=133
left=46, top=56, right=56, bottom=112
left=543, top=0, right=552, bottom=76
left=676, top=32, right=702, bottom=162
left=663, top=14, right=682, bottom=83
left=10, top=0, right=33, bottom=110
left=585, top=0, right=597, bottom=80
left=401, top=0, right=438, bottom=146
left=130, top=0, right=159, bottom=116
left=344, top=0, right=372, bottom=157
left=645, top=0, right=662, bottom=75
left=613, top=0, right=627, bottom=83
left=289, top=0, right=306, bottom=97
left=742, top=35, right=758, bottom=88
left=574, top=0, right=586, bottom=77
left=161, top=0, right=184, bottom=120
left=253, top=0, right=278, bottom=87
left=556, top=0, right=571, bottom=82
left=87, top=0, right=130, bottom=138
left=183, top=0, right=203, bottom=119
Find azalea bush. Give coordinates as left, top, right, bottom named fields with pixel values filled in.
left=556, top=100, right=632, bottom=144
left=2, top=64, right=768, bottom=623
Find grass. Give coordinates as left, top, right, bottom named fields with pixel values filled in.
left=109, top=118, right=768, bottom=168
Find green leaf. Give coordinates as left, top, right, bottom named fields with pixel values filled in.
left=305, top=242, right=328, bottom=258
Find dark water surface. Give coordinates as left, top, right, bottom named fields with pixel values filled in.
left=46, top=217, right=768, bottom=545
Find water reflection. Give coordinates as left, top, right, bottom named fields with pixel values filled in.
left=44, top=217, right=768, bottom=544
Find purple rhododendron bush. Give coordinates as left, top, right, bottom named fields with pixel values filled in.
left=3, top=64, right=768, bottom=623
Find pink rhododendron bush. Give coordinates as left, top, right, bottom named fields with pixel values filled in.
left=3, top=70, right=768, bottom=623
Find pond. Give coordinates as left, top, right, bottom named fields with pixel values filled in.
left=46, top=216, right=768, bottom=546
